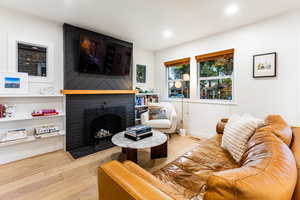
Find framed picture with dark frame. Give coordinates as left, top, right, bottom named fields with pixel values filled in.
left=17, top=42, right=48, bottom=77
left=253, top=52, right=277, bottom=78
left=136, top=64, right=147, bottom=84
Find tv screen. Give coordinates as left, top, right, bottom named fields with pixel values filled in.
left=79, top=35, right=132, bottom=75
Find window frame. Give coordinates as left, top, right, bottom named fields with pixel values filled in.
left=196, top=49, right=235, bottom=103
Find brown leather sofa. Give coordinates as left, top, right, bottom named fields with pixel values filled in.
left=98, top=115, right=299, bottom=200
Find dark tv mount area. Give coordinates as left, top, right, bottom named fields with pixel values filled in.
left=79, top=35, right=132, bottom=76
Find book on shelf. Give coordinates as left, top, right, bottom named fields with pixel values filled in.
left=135, top=95, right=158, bottom=106
left=0, top=104, right=4, bottom=118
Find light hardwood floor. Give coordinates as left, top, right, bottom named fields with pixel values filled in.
left=0, top=135, right=201, bottom=200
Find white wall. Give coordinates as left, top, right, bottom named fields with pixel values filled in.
left=0, top=8, right=63, bottom=94
left=154, top=11, right=300, bottom=138
left=0, top=8, right=65, bottom=164
left=133, top=46, right=155, bottom=90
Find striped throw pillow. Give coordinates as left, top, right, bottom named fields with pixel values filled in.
left=221, top=114, right=264, bottom=162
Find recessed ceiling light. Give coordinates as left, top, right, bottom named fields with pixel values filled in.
left=163, top=30, right=173, bottom=38
left=225, top=4, right=239, bottom=16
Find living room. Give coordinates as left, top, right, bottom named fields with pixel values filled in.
left=0, top=0, right=299, bottom=200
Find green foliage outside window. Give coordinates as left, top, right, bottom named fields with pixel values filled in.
left=199, top=57, right=234, bottom=100
left=200, top=79, right=232, bottom=100
left=199, top=58, right=233, bottom=77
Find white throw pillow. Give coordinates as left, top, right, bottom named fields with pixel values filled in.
left=221, top=114, right=264, bottom=162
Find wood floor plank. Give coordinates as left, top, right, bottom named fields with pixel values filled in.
left=0, top=150, right=72, bottom=186
left=0, top=135, right=201, bottom=200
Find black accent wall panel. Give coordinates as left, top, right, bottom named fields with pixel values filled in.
left=63, top=24, right=133, bottom=90
left=65, top=94, right=135, bottom=151
left=63, top=24, right=135, bottom=157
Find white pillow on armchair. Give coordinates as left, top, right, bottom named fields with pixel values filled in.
left=141, top=102, right=178, bottom=134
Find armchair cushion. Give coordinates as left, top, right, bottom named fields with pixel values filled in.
left=145, top=119, right=172, bottom=129
left=149, top=106, right=168, bottom=120
left=141, top=102, right=178, bottom=133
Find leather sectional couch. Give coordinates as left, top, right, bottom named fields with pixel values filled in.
left=98, top=115, right=299, bottom=200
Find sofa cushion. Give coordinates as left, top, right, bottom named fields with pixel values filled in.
left=264, top=115, right=293, bottom=146
left=221, top=114, right=264, bottom=162
left=145, top=119, right=172, bottom=129
left=153, top=135, right=238, bottom=200
left=123, top=161, right=190, bottom=200
left=204, top=128, right=297, bottom=200
left=291, top=127, right=300, bottom=200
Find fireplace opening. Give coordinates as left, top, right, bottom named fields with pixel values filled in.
left=85, top=106, right=126, bottom=147
left=90, top=114, right=122, bottom=142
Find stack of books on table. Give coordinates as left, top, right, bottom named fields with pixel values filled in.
left=124, top=125, right=153, bottom=141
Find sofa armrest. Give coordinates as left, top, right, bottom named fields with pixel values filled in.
left=123, top=161, right=183, bottom=199
left=123, top=161, right=161, bottom=186
left=216, top=118, right=228, bottom=134
left=291, top=127, right=300, bottom=200
left=99, top=161, right=174, bottom=200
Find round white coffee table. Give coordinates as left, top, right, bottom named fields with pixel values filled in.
left=112, top=130, right=168, bottom=163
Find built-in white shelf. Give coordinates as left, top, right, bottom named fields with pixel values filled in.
left=0, top=136, right=35, bottom=147
left=0, top=113, right=65, bottom=123
left=135, top=105, right=149, bottom=108
left=0, top=94, right=63, bottom=98
left=0, top=131, right=65, bottom=148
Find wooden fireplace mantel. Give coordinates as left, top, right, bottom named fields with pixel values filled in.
left=61, top=90, right=137, bottom=95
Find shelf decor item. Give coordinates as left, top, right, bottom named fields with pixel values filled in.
left=34, top=124, right=60, bottom=135
left=124, top=125, right=153, bottom=141
left=253, top=52, right=277, bottom=78
left=40, top=86, right=56, bottom=95
left=0, top=72, right=28, bottom=94
left=31, top=109, right=59, bottom=117
left=0, top=104, right=5, bottom=118
left=0, top=129, right=27, bottom=143
left=5, top=105, right=16, bottom=118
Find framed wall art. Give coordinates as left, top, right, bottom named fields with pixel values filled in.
left=0, top=72, right=28, bottom=94
left=136, top=64, right=147, bottom=84
left=253, top=52, right=277, bottom=78
left=8, top=35, right=54, bottom=83
left=17, top=42, right=47, bottom=78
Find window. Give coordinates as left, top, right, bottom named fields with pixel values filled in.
left=165, top=58, right=190, bottom=98
left=196, top=49, right=234, bottom=101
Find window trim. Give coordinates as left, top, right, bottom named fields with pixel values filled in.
left=164, top=57, right=190, bottom=67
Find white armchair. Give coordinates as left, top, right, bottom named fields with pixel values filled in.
left=141, top=102, right=178, bottom=135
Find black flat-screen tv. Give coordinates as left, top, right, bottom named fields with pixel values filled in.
left=79, top=35, right=132, bottom=75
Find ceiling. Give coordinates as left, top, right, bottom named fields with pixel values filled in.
left=0, top=0, right=299, bottom=51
